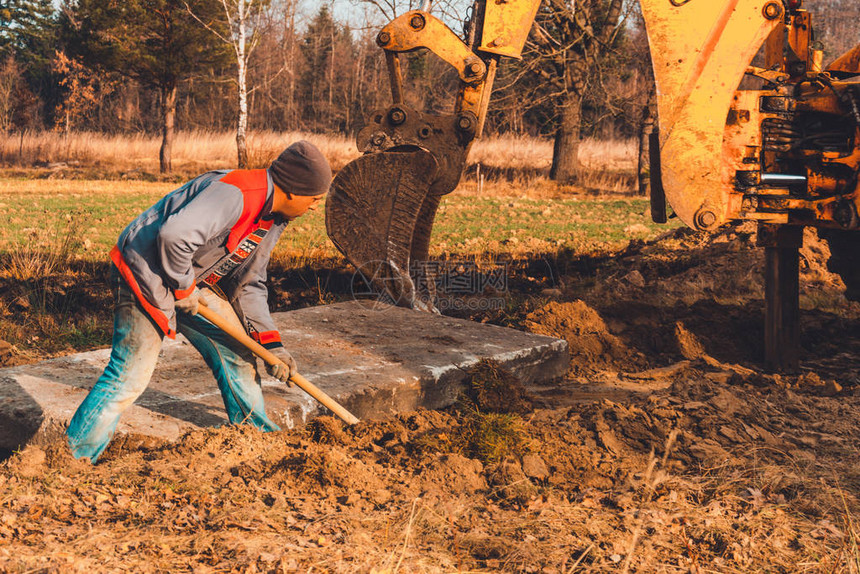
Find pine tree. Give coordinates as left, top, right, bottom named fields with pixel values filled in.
left=62, top=0, right=230, bottom=173
left=298, top=5, right=355, bottom=132
left=0, top=0, right=58, bottom=126
left=0, top=0, right=56, bottom=66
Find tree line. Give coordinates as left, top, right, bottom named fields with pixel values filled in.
left=0, top=0, right=857, bottom=178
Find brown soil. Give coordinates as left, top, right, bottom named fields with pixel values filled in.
left=2, top=224, right=860, bottom=572
left=525, top=300, right=643, bottom=374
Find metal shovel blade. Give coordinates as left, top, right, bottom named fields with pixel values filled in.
left=325, top=148, right=440, bottom=310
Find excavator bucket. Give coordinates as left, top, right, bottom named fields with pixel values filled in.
left=325, top=103, right=471, bottom=312
left=326, top=148, right=441, bottom=311
left=324, top=0, right=541, bottom=310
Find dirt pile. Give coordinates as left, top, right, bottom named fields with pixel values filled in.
left=578, top=224, right=849, bottom=312
left=535, top=224, right=860, bottom=369
left=2, top=371, right=858, bottom=573
left=525, top=300, right=643, bottom=374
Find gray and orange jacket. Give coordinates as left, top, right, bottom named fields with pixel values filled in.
left=111, top=169, right=287, bottom=349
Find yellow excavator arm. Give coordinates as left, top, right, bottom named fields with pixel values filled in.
left=325, top=0, right=541, bottom=312
left=325, top=0, right=860, bottom=372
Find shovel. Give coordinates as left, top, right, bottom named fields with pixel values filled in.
left=196, top=305, right=360, bottom=425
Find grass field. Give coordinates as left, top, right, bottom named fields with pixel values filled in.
left=0, top=179, right=671, bottom=266
left=0, top=176, right=676, bottom=360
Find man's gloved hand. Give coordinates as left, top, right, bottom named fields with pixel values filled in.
left=266, top=347, right=297, bottom=386
left=175, top=287, right=208, bottom=315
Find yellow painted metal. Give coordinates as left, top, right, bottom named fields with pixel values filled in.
left=828, top=43, right=860, bottom=75
left=379, top=10, right=489, bottom=123
left=640, top=0, right=781, bottom=229
left=379, top=11, right=485, bottom=84
left=379, top=2, right=538, bottom=132
left=478, top=0, right=542, bottom=58
left=788, top=10, right=812, bottom=73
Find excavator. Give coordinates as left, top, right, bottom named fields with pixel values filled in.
left=325, top=0, right=860, bottom=371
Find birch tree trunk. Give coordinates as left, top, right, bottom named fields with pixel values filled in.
left=187, top=0, right=260, bottom=169
left=236, top=0, right=248, bottom=168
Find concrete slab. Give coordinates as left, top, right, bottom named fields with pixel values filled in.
left=0, top=301, right=568, bottom=450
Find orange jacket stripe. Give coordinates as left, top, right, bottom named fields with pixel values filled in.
left=220, top=170, right=271, bottom=252
left=252, top=330, right=282, bottom=347
left=111, top=246, right=176, bottom=338
left=174, top=285, right=196, bottom=300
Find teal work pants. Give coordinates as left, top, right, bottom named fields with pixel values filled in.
left=66, top=269, right=279, bottom=462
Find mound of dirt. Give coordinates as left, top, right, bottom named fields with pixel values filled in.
left=3, top=371, right=857, bottom=573
left=524, top=300, right=638, bottom=373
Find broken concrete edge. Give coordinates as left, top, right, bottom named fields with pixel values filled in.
left=1, top=302, right=570, bottom=451
left=267, top=338, right=570, bottom=428
left=5, top=338, right=570, bottom=455
left=0, top=343, right=570, bottom=451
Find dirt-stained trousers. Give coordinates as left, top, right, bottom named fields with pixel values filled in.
left=66, top=268, right=280, bottom=462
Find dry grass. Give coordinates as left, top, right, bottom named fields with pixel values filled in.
left=469, top=134, right=635, bottom=172
left=469, top=134, right=554, bottom=170
left=0, top=130, right=359, bottom=173
left=0, top=213, right=80, bottom=282
left=577, top=138, right=637, bottom=172
left=0, top=131, right=636, bottom=191
left=468, top=135, right=636, bottom=194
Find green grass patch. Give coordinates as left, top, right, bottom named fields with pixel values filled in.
left=0, top=179, right=680, bottom=264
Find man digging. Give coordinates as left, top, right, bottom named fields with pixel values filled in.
left=66, top=141, right=332, bottom=462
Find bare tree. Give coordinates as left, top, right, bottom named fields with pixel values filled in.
left=529, top=0, right=626, bottom=183
left=0, top=57, right=22, bottom=134
left=187, top=0, right=267, bottom=168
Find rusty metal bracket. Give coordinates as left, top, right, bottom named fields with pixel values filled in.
left=357, top=104, right=471, bottom=198
left=745, top=66, right=789, bottom=86
left=377, top=11, right=486, bottom=85
left=827, top=43, right=860, bottom=77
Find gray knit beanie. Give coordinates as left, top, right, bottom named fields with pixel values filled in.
left=269, top=140, right=332, bottom=196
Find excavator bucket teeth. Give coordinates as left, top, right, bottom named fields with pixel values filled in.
left=326, top=148, right=441, bottom=311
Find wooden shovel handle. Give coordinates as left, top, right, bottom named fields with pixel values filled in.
left=196, top=305, right=360, bottom=425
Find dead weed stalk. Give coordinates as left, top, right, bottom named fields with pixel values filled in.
left=620, top=428, right=680, bottom=574
left=393, top=497, right=422, bottom=574
left=0, top=211, right=83, bottom=282
left=839, top=484, right=860, bottom=573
